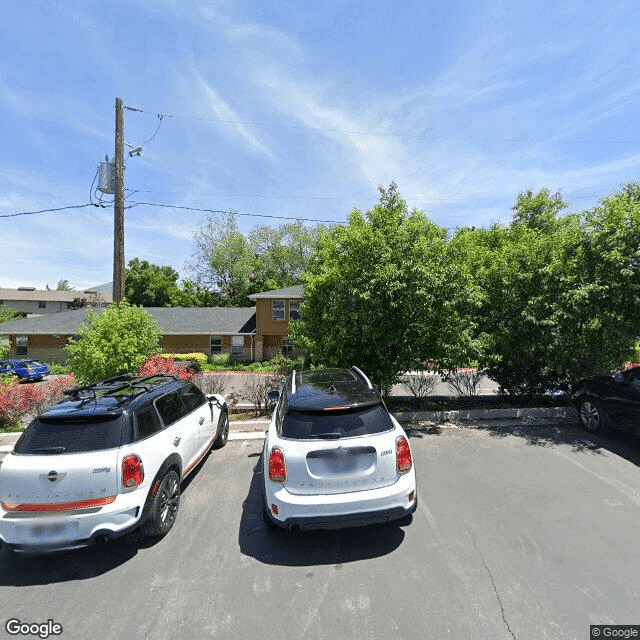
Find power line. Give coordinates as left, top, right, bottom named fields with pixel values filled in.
left=128, top=201, right=337, bottom=224
left=0, top=204, right=95, bottom=219
left=124, top=104, right=640, bottom=145
left=132, top=188, right=608, bottom=203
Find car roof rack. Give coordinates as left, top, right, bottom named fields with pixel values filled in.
left=63, top=373, right=177, bottom=400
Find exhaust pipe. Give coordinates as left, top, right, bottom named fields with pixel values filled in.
left=287, top=523, right=299, bottom=533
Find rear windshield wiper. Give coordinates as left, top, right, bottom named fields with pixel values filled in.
left=31, top=446, right=67, bottom=454
left=308, top=432, right=342, bottom=439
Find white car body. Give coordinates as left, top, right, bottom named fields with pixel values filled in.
left=0, top=376, right=228, bottom=552
left=262, top=368, right=417, bottom=531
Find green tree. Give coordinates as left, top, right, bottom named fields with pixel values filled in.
left=125, top=258, right=183, bottom=307
left=187, top=212, right=326, bottom=306
left=125, top=258, right=218, bottom=307
left=65, top=301, right=161, bottom=383
left=0, top=304, right=21, bottom=324
left=56, top=279, right=74, bottom=291
left=452, top=185, right=640, bottom=395
left=290, top=184, right=471, bottom=391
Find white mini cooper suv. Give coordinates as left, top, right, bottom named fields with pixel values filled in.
left=0, top=374, right=228, bottom=552
left=262, top=367, right=417, bottom=531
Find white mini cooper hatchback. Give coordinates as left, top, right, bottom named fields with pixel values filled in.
left=262, top=367, right=417, bottom=531
left=0, top=374, right=228, bottom=552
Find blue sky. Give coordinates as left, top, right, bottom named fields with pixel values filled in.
left=2, top=0, right=640, bottom=291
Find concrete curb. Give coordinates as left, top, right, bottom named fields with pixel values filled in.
left=394, top=406, right=577, bottom=423
left=0, top=408, right=579, bottom=453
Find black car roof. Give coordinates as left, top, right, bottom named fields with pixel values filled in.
left=41, top=374, right=190, bottom=420
left=287, top=368, right=381, bottom=411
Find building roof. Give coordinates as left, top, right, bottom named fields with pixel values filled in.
left=0, top=307, right=256, bottom=335
left=248, top=284, right=303, bottom=300
left=0, top=287, right=112, bottom=303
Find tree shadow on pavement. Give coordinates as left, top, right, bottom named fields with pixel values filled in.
left=238, top=453, right=407, bottom=567
left=407, top=418, right=640, bottom=468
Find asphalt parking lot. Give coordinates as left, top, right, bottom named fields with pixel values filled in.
left=0, top=419, right=638, bottom=640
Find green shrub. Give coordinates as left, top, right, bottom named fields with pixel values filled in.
left=46, top=362, right=72, bottom=375
left=65, top=301, right=161, bottom=384
left=209, top=353, right=233, bottom=366
left=164, top=352, right=208, bottom=365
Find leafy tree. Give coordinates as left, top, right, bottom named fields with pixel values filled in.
left=290, top=184, right=472, bottom=392
left=125, top=258, right=218, bottom=307
left=0, top=304, right=21, bottom=324
left=452, top=185, right=640, bottom=395
left=65, top=301, right=161, bottom=383
left=125, top=258, right=183, bottom=307
left=56, top=279, right=74, bottom=291
left=186, top=212, right=326, bottom=306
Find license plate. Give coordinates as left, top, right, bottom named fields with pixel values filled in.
left=26, top=520, right=76, bottom=542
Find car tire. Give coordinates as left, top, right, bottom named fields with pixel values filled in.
left=212, top=410, right=229, bottom=449
left=142, top=470, right=181, bottom=538
left=578, top=398, right=609, bottom=434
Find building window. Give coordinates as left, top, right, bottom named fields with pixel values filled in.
left=289, top=300, right=300, bottom=320
left=38, top=301, right=46, bottom=309
left=272, top=299, right=285, bottom=321
left=16, top=336, right=28, bottom=357
left=210, top=336, right=222, bottom=355
left=281, top=337, right=294, bottom=356
left=231, top=336, right=244, bottom=357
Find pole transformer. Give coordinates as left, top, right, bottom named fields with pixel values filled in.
left=113, top=97, right=125, bottom=303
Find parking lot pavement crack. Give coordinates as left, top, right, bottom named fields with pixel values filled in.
left=466, top=525, right=516, bottom=640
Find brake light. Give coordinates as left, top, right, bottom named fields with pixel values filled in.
left=396, top=436, right=412, bottom=473
left=122, top=454, right=144, bottom=489
left=268, top=447, right=287, bottom=483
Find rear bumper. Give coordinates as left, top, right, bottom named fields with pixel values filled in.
left=0, top=492, right=146, bottom=553
left=264, top=470, right=417, bottom=531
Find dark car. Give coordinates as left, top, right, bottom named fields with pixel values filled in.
left=0, top=359, right=50, bottom=381
left=572, top=366, right=640, bottom=434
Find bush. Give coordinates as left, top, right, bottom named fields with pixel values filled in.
left=443, top=369, right=485, bottom=399
left=0, top=374, right=75, bottom=430
left=65, top=301, right=161, bottom=384
left=209, top=353, right=233, bottom=366
left=164, top=352, right=208, bottom=366
left=401, top=370, right=439, bottom=401
left=242, top=373, right=284, bottom=416
left=138, top=355, right=195, bottom=380
left=46, top=362, right=72, bottom=375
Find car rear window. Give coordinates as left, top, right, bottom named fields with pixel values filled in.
left=14, top=416, right=126, bottom=454
left=281, top=403, right=393, bottom=439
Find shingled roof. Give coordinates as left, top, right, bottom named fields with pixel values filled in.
left=0, top=307, right=256, bottom=335
left=248, top=284, right=302, bottom=299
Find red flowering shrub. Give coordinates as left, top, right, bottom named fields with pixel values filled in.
left=138, top=355, right=195, bottom=381
left=0, top=375, right=76, bottom=430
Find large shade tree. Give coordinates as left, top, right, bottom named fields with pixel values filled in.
left=290, top=184, right=473, bottom=391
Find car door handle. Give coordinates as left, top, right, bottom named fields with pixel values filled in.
left=173, top=436, right=181, bottom=447
left=199, top=417, right=205, bottom=425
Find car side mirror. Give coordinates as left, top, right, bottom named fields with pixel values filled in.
left=207, top=394, right=223, bottom=408
left=267, top=389, right=280, bottom=410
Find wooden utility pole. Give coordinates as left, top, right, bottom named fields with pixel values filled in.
left=113, top=97, right=125, bottom=303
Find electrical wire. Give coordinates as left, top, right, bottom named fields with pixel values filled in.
left=124, top=104, right=640, bottom=145
left=0, top=204, right=95, bottom=219
left=128, top=201, right=337, bottom=223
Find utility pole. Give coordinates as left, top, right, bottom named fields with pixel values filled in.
left=113, top=97, right=125, bottom=303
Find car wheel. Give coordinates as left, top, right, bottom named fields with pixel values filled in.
left=143, top=470, right=181, bottom=538
left=579, top=398, right=609, bottom=433
left=212, top=410, right=229, bottom=449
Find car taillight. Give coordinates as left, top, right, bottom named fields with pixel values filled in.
left=396, top=436, right=412, bottom=473
left=122, top=454, right=144, bottom=489
left=268, top=447, right=287, bottom=483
